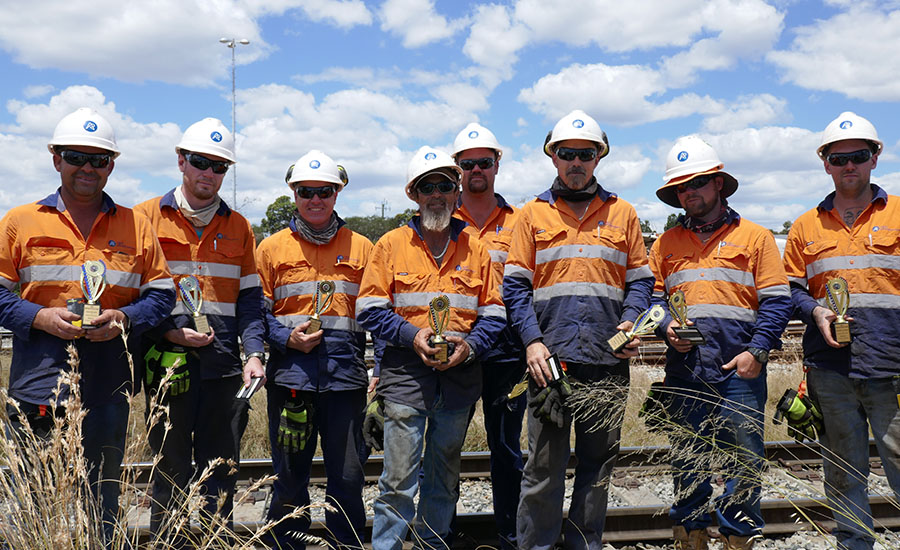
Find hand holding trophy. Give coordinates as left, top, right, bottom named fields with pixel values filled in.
left=607, top=304, right=665, bottom=354
left=306, top=280, right=335, bottom=334
left=428, top=295, right=455, bottom=363
left=178, top=275, right=210, bottom=334
left=825, top=277, right=851, bottom=344
left=668, top=289, right=706, bottom=345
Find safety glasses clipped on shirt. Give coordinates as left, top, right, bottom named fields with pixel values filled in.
left=59, top=149, right=112, bottom=169
left=458, top=157, right=495, bottom=171
left=184, top=152, right=231, bottom=174
left=555, top=147, right=598, bottom=162
left=826, top=149, right=872, bottom=167
left=294, top=185, right=336, bottom=199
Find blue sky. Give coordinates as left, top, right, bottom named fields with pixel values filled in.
left=0, top=0, right=898, bottom=232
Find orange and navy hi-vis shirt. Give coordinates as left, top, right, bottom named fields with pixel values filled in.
left=455, top=193, right=523, bottom=364
left=356, top=216, right=505, bottom=410
left=256, top=217, right=373, bottom=392
left=649, top=209, right=791, bottom=384
left=134, top=189, right=264, bottom=380
left=784, top=184, right=900, bottom=377
left=0, top=190, right=175, bottom=407
left=503, top=183, right=654, bottom=370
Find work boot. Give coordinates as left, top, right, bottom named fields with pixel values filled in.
left=721, top=534, right=758, bottom=550
left=673, top=525, right=709, bottom=550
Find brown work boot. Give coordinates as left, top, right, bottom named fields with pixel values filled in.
left=673, top=525, right=709, bottom=550
left=721, top=534, right=759, bottom=550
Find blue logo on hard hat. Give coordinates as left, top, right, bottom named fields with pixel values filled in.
left=840, top=121, right=853, bottom=130
left=572, top=119, right=584, bottom=128
left=84, top=121, right=98, bottom=132
left=468, top=130, right=479, bottom=139
left=677, top=151, right=689, bottom=162
left=210, top=131, right=223, bottom=142
left=425, top=152, right=437, bottom=160
left=310, top=160, right=321, bottom=169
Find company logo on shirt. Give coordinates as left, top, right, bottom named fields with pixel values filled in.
left=872, top=226, right=900, bottom=232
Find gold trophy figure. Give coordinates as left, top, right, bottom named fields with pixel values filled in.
left=80, top=260, right=107, bottom=329
left=825, top=277, right=851, bottom=344
left=178, top=275, right=210, bottom=334
left=428, top=295, right=455, bottom=363
left=607, top=304, right=666, bottom=354
left=305, top=280, right=335, bottom=334
left=668, top=289, right=706, bottom=345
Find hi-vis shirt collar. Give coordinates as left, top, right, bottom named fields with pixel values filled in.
left=455, top=192, right=514, bottom=212
left=677, top=205, right=742, bottom=230
left=817, top=183, right=887, bottom=212
left=38, top=188, right=117, bottom=215
left=408, top=216, right=468, bottom=241
left=536, top=178, right=616, bottom=205
left=159, top=188, right=232, bottom=217
left=288, top=212, right=348, bottom=234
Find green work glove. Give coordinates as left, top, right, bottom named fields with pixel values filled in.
left=774, top=388, right=824, bottom=443
left=363, top=397, right=385, bottom=452
left=144, top=344, right=190, bottom=396
left=278, top=400, right=312, bottom=454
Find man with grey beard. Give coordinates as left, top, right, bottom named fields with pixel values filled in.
left=357, top=146, right=505, bottom=550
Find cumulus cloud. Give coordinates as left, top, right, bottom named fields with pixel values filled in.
left=378, top=0, right=467, bottom=48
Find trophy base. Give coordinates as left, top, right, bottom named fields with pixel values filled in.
left=306, top=318, right=322, bottom=334
left=673, top=326, right=706, bottom=345
left=82, top=303, right=102, bottom=330
left=193, top=314, right=210, bottom=335
left=833, top=321, right=851, bottom=344
left=607, top=331, right=632, bottom=354
left=428, top=338, right=455, bottom=363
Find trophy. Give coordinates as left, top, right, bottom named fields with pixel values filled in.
left=428, top=295, right=455, bottom=363
left=825, top=277, right=851, bottom=344
left=607, top=304, right=665, bottom=354
left=668, top=289, right=706, bottom=345
left=178, top=275, right=210, bottom=334
left=305, top=280, right=335, bottom=334
left=80, top=260, right=107, bottom=329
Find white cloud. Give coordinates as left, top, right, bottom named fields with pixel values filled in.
left=378, top=0, right=467, bottom=48
left=270, top=0, right=373, bottom=28
left=293, top=67, right=403, bottom=91
left=700, top=94, right=789, bottom=133
left=22, top=85, right=54, bottom=99
left=462, top=4, right=530, bottom=78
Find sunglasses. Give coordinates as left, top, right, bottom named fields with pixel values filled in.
left=459, top=157, right=495, bottom=171
left=826, top=149, right=872, bottom=167
left=555, top=147, right=597, bottom=162
left=675, top=174, right=715, bottom=193
left=294, top=185, right=336, bottom=199
left=184, top=152, right=230, bottom=174
left=417, top=180, right=457, bottom=195
left=59, top=149, right=112, bottom=169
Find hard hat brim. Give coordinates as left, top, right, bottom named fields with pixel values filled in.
left=656, top=169, right=738, bottom=208
left=405, top=167, right=461, bottom=201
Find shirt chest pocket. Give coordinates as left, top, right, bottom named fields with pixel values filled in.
left=275, top=260, right=315, bottom=286
left=209, top=238, right=244, bottom=262
left=334, top=260, right=366, bottom=286
left=394, top=273, right=431, bottom=296
left=158, top=236, right=191, bottom=261
left=534, top=227, right=567, bottom=252
left=715, top=244, right=752, bottom=272
left=868, top=231, right=900, bottom=254
left=802, top=239, right=838, bottom=263
left=594, top=226, right=627, bottom=251
left=25, top=237, right=73, bottom=265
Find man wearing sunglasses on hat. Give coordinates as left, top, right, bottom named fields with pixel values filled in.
left=783, top=112, right=900, bottom=550
left=0, top=108, right=175, bottom=546
left=649, top=136, right=791, bottom=550
left=256, top=150, right=372, bottom=550
left=133, top=118, right=265, bottom=547
left=356, top=146, right=505, bottom=550
left=504, top=110, right=654, bottom=550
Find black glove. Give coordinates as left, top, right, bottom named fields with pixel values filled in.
left=144, top=344, right=190, bottom=397
left=639, top=381, right=671, bottom=433
left=363, top=396, right=385, bottom=452
left=278, top=400, right=313, bottom=454
left=529, top=378, right=572, bottom=428
left=774, top=388, right=824, bottom=443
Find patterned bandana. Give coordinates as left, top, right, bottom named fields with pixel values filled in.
left=293, top=211, right=340, bottom=245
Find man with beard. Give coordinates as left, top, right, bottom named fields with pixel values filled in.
left=134, top=118, right=266, bottom=546
left=450, top=123, right=524, bottom=550
left=356, top=146, right=505, bottom=550
left=648, top=136, right=791, bottom=550
left=783, top=112, right=900, bottom=550
left=504, top=110, right=654, bottom=549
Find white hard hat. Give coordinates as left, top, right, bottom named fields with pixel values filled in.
left=657, top=135, right=738, bottom=208
left=544, top=110, right=609, bottom=160
left=405, top=146, right=462, bottom=200
left=285, top=150, right=348, bottom=189
left=47, top=108, right=120, bottom=158
left=451, top=122, right=503, bottom=160
left=817, top=111, right=883, bottom=160
left=176, top=118, right=235, bottom=163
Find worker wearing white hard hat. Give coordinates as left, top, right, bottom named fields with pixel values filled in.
left=357, top=146, right=504, bottom=550
left=1, top=107, right=175, bottom=546
left=134, top=117, right=265, bottom=546
left=257, top=150, right=371, bottom=549
left=650, top=136, right=792, bottom=550
left=784, top=112, right=900, bottom=550
left=505, top=110, right=654, bottom=549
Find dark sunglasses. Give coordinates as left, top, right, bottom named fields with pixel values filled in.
left=59, top=149, right=112, bottom=169
left=184, top=152, right=230, bottom=174
left=294, top=185, right=336, bottom=199
left=827, top=149, right=872, bottom=167
left=459, top=157, right=495, bottom=171
left=555, top=147, right=597, bottom=162
left=675, top=174, right=715, bottom=193
left=417, top=180, right=457, bottom=195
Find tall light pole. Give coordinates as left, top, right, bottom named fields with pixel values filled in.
left=219, top=37, right=250, bottom=208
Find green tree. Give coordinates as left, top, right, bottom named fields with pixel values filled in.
left=640, top=218, right=653, bottom=233
left=345, top=208, right=418, bottom=243
left=778, top=220, right=792, bottom=234
left=664, top=213, right=679, bottom=231
left=257, top=195, right=295, bottom=240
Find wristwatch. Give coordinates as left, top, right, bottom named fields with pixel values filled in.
left=747, top=347, right=769, bottom=365
left=247, top=351, right=266, bottom=365
left=463, top=343, right=477, bottom=365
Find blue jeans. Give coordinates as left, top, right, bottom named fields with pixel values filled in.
left=807, top=368, right=900, bottom=550
left=372, top=397, right=470, bottom=550
left=666, top=372, right=766, bottom=537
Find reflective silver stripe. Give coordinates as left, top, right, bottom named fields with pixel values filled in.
left=652, top=290, right=666, bottom=300
left=446, top=330, right=470, bottom=339
left=0, top=276, right=16, bottom=290
left=263, top=296, right=274, bottom=310
left=394, top=292, right=479, bottom=312
left=690, top=304, right=757, bottom=323
left=107, top=270, right=141, bottom=289
left=171, top=300, right=236, bottom=317
left=788, top=276, right=807, bottom=287
left=477, top=304, right=507, bottom=319
left=626, top=265, right=653, bottom=283
left=817, top=293, right=900, bottom=309
left=356, top=296, right=393, bottom=316
left=758, top=284, right=790, bottom=301
left=534, top=281, right=624, bottom=304
left=504, top=264, right=533, bottom=283
left=665, top=267, right=754, bottom=289
left=240, top=274, right=260, bottom=290
left=274, top=280, right=360, bottom=302
left=489, top=250, right=508, bottom=264
left=807, top=254, right=900, bottom=278
left=536, top=244, right=626, bottom=267
left=142, top=278, right=175, bottom=294
left=167, top=260, right=241, bottom=279
left=275, top=314, right=364, bottom=332
left=20, top=264, right=142, bottom=290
